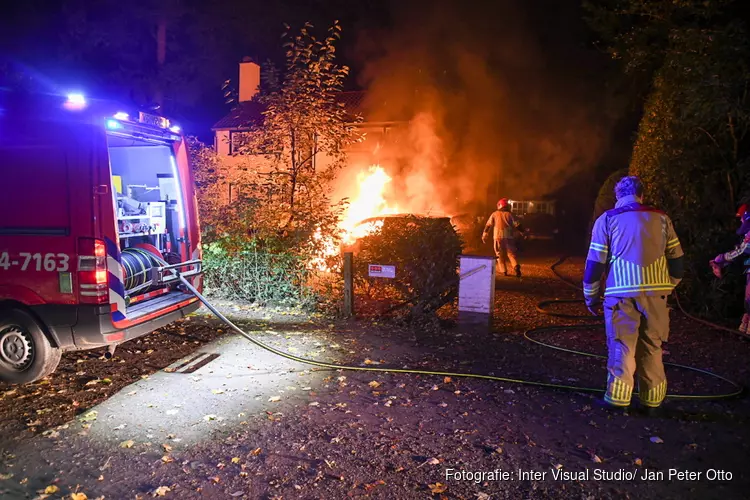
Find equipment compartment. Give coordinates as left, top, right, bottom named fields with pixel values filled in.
left=106, top=130, right=197, bottom=303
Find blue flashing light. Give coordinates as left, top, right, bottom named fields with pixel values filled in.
left=106, top=119, right=122, bottom=130
left=63, top=93, right=87, bottom=110
left=113, top=111, right=129, bottom=120
left=66, top=93, right=85, bottom=105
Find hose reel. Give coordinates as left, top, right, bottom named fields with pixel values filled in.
left=120, top=246, right=163, bottom=296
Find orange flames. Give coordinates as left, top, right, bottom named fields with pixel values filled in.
left=339, top=165, right=400, bottom=244
left=309, top=165, right=400, bottom=271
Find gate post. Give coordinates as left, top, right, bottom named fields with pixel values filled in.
left=343, top=252, right=354, bottom=317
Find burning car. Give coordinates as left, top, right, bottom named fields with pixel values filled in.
left=342, top=213, right=459, bottom=255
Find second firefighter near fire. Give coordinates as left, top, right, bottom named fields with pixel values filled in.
left=482, top=198, right=522, bottom=277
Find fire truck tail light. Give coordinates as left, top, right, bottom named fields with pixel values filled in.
left=78, top=256, right=106, bottom=271
left=78, top=238, right=106, bottom=257
left=77, top=238, right=108, bottom=304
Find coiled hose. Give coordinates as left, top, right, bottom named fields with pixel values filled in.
left=177, top=257, right=743, bottom=401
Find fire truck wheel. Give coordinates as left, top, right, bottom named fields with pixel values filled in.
left=0, top=308, right=62, bottom=385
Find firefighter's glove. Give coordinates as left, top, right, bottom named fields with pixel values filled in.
left=709, top=259, right=724, bottom=279
left=481, top=234, right=487, bottom=244
left=584, top=296, right=600, bottom=316
left=714, top=253, right=727, bottom=266
left=586, top=302, right=601, bottom=316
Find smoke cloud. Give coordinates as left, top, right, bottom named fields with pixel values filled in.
left=343, top=0, right=619, bottom=216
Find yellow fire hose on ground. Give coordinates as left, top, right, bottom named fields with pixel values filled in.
left=177, top=257, right=743, bottom=402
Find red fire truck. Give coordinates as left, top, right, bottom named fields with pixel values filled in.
left=0, top=90, right=203, bottom=384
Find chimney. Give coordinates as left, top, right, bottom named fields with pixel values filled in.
left=238, top=57, right=260, bottom=102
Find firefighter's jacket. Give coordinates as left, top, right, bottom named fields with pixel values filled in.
left=483, top=208, right=517, bottom=241
left=583, top=195, right=685, bottom=304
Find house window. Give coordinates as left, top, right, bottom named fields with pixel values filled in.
left=230, top=131, right=257, bottom=155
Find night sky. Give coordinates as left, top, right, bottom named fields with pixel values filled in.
left=0, top=0, right=621, bottom=142
left=0, top=0, right=390, bottom=142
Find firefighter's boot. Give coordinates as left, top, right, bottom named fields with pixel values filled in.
left=594, top=398, right=629, bottom=416
left=514, top=265, right=522, bottom=278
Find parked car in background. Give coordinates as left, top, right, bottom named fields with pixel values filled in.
left=517, top=212, right=559, bottom=241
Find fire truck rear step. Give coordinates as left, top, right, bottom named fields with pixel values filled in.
left=126, top=290, right=193, bottom=322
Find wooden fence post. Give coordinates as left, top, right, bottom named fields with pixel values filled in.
left=343, top=252, right=354, bottom=317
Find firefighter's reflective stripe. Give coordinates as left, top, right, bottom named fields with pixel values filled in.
left=586, top=243, right=608, bottom=264
left=666, top=238, right=680, bottom=250
left=605, top=256, right=672, bottom=296
left=723, top=239, right=750, bottom=261
left=583, top=282, right=600, bottom=298
left=605, top=375, right=633, bottom=407
left=586, top=197, right=684, bottom=298
left=639, top=380, right=668, bottom=408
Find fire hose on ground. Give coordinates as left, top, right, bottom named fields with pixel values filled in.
left=175, top=256, right=744, bottom=402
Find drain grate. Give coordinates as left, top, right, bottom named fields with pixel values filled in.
left=164, top=352, right=220, bottom=374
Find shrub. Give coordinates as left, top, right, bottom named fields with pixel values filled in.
left=202, top=237, right=320, bottom=309
left=628, top=26, right=750, bottom=319
left=352, top=216, right=464, bottom=319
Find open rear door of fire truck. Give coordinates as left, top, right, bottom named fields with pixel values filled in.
left=102, top=113, right=202, bottom=327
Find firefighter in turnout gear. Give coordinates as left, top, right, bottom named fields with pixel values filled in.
left=583, top=176, right=685, bottom=412
left=710, top=203, right=750, bottom=333
left=483, top=198, right=521, bottom=277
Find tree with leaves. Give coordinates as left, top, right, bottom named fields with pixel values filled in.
left=584, top=0, right=750, bottom=318
left=234, top=21, right=362, bottom=254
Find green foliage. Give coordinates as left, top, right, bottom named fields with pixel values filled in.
left=583, top=0, right=733, bottom=76
left=630, top=23, right=750, bottom=317
left=587, top=0, right=750, bottom=318
left=201, top=238, right=318, bottom=308
left=353, top=216, right=464, bottom=319
left=188, top=137, right=260, bottom=245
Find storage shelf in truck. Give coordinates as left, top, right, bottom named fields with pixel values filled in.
left=0, top=90, right=203, bottom=384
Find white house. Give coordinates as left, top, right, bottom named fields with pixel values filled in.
left=211, top=58, right=405, bottom=162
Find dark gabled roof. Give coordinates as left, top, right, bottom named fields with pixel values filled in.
left=212, top=90, right=371, bottom=130
left=211, top=99, right=265, bottom=130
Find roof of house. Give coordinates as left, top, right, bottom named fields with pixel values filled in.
left=211, top=99, right=266, bottom=130
left=212, top=90, right=376, bottom=130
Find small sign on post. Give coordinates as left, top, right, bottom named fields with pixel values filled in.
left=368, top=264, right=396, bottom=279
